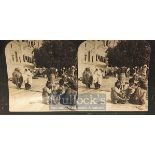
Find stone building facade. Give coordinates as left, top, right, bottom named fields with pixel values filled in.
left=78, top=40, right=118, bottom=78
left=5, top=40, right=42, bottom=78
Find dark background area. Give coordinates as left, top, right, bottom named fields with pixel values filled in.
left=0, top=40, right=155, bottom=115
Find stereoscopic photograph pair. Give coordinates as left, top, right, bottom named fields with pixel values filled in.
left=0, top=40, right=155, bottom=114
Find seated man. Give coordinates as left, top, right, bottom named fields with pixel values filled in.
left=125, top=78, right=136, bottom=99
left=60, top=84, right=77, bottom=106
left=111, top=81, right=127, bottom=104
left=129, top=80, right=147, bottom=105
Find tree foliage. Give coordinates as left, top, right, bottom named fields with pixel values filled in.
left=33, top=40, right=83, bottom=69
left=107, top=40, right=151, bottom=67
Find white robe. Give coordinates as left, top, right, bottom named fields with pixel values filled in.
left=24, top=70, right=33, bottom=85
left=93, top=70, right=102, bottom=85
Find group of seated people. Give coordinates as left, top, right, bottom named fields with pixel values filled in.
left=111, top=75, right=147, bottom=105
left=42, top=75, right=77, bottom=106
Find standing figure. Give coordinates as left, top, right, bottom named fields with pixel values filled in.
left=117, top=72, right=126, bottom=93
left=47, top=67, right=56, bottom=89
left=42, top=81, right=52, bottom=104
left=71, top=66, right=76, bottom=77
left=82, top=68, right=93, bottom=88
left=24, top=69, right=33, bottom=90
left=93, top=68, right=102, bottom=89
left=114, top=66, right=118, bottom=77
left=12, top=68, right=23, bottom=89
left=126, top=68, right=130, bottom=78
left=140, top=65, right=148, bottom=80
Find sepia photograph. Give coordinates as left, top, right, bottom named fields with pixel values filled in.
left=1, top=2, right=155, bottom=155
left=78, top=40, right=150, bottom=111
left=6, top=40, right=80, bottom=111
left=5, top=40, right=150, bottom=112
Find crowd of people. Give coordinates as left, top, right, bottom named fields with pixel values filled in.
left=111, top=73, right=147, bottom=105
left=82, top=65, right=148, bottom=106
left=42, top=66, right=78, bottom=106
left=111, top=65, right=148, bottom=105
left=82, top=68, right=103, bottom=89
left=12, top=66, right=78, bottom=107
left=12, top=64, right=148, bottom=107
left=12, top=68, right=33, bottom=90
left=107, top=65, right=149, bottom=79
